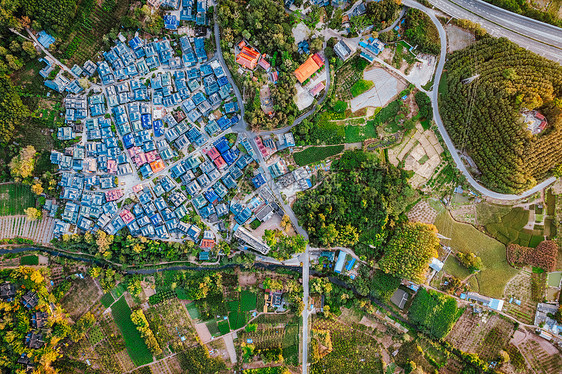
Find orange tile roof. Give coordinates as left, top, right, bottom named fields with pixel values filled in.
left=236, top=46, right=260, bottom=70
left=294, top=53, right=324, bottom=84
left=200, top=239, right=215, bottom=248
left=150, top=159, right=166, bottom=173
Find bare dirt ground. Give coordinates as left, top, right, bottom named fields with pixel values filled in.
left=349, top=67, right=405, bottom=112
left=194, top=322, right=212, bottom=343
left=407, top=200, right=438, bottom=224
left=222, top=333, right=238, bottom=364
left=445, top=24, right=476, bottom=53
left=250, top=213, right=281, bottom=239
left=238, top=271, right=257, bottom=287
left=208, top=337, right=231, bottom=364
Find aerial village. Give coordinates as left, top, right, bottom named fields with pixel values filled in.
left=1, top=0, right=562, bottom=372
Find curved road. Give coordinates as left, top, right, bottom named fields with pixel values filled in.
left=404, top=0, right=557, bottom=200
left=428, top=0, right=562, bottom=62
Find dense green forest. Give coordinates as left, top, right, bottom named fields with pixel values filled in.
left=366, top=0, right=402, bottom=31
left=293, top=150, right=415, bottom=257
left=408, top=288, right=459, bottom=339
left=440, top=37, right=562, bottom=193
left=0, top=76, right=30, bottom=144
left=379, top=222, right=439, bottom=283
left=218, top=0, right=300, bottom=130
left=403, top=8, right=440, bottom=55
left=484, top=0, right=562, bottom=27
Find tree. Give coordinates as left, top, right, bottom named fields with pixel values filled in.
left=263, top=277, right=283, bottom=291
left=24, top=207, right=41, bottom=221
left=31, top=181, right=43, bottom=195
left=88, top=267, right=101, bottom=278
left=21, top=41, right=36, bottom=58
left=9, top=145, right=36, bottom=179
left=0, top=76, right=30, bottom=143
left=379, top=222, right=439, bottom=283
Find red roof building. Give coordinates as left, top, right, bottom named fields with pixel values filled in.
left=206, top=147, right=221, bottom=160
left=236, top=46, right=260, bottom=70
left=150, top=159, right=166, bottom=173
left=213, top=156, right=227, bottom=170
left=119, top=210, right=135, bottom=224
left=200, top=239, right=216, bottom=249
left=294, top=53, right=324, bottom=84
left=258, top=55, right=271, bottom=71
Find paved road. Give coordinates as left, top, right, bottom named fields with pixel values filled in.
left=427, top=0, right=562, bottom=62
left=25, top=28, right=82, bottom=80
left=404, top=0, right=557, bottom=200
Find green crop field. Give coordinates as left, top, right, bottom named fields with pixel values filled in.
left=435, top=212, right=518, bottom=298
left=206, top=320, right=220, bottom=336
left=240, top=290, right=257, bottom=311
left=100, top=293, right=114, bottom=308
left=111, top=297, right=153, bottom=366
left=350, top=79, right=374, bottom=97
left=0, top=184, right=36, bottom=216
left=88, top=324, right=105, bottom=345
left=217, top=319, right=230, bottom=335
left=229, top=310, right=247, bottom=330
left=293, top=145, right=344, bottom=166
left=478, top=205, right=537, bottom=246
left=20, top=255, right=38, bottom=265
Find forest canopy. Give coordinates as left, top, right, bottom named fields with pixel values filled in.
left=293, top=150, right=415, bottom=257
left=379, top=222, right=439, bottom=283
left=440, top=37, right=562, bottom=193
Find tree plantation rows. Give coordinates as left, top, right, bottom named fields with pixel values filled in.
left=440, top=38, right=562, bottom=193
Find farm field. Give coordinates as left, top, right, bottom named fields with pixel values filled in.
left=517, top=337, right=562, bottom=374
left=434, top=211, right=518, bottom=298
left=0, top=215, right=56, bottom=244
left=20, top=254, right=38, bottom=265
left=435, top=212, right=517, bottom=298
left=240, top=315, right=300, bottom=366
left=111, top=296, right=153, bottom=366
left=446, top=309, right=516, bottom=360
left=60, top=277, right=103, bottom=319
left=68, top=312, right=135, bottom=373
left=293, top=145, right=344, bottom=166
left=57, top=0, right=131, bottom=65
left=310, top=317, right=383, bottom=373
left=144, top=298, right=198, bottom=354
left=0, top=183, right=36, bottom=216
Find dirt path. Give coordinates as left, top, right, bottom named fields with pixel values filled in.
left=222, top=333, right=237, bottom=364
left=194, top=322, right=212, bottom=343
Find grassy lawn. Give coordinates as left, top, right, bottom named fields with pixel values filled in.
left=293, top=145, right=344, bottom=166
left=0, top=184, right=36, bottom=216
left=443, top=255, right=471, bottom=280
left=481, top=206, right=532, bottom=245
left=350, top=79, right=374, bottom=97
left=434, top=212, right=518, bottom=298
left=185, top=303, right=200, bottom=319
left=111, top=297, right=153, bottom=366
left=20, top=255, right=38, bottom=265
left=345, top=121, right=378, bottom=143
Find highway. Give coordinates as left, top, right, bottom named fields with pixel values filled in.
left=427, top=0, right=562, bottom=62
left=404, top=0, right=557, bottom=200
